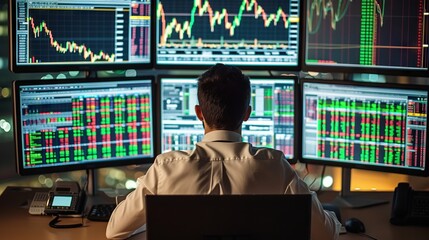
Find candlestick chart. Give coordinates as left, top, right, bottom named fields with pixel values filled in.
left=305, top=0, right=429, bottom=71
left=156, top=0, right=301, bottom=67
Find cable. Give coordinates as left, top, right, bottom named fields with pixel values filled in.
left=301, top=163, right=311, bottom=181
left=83, top=169, right=90, bottom=193
left=315, top=165, right=326, bottom=193
left=307, top=173, right=318, bottom=190
left=302, top=164, right=326, bottom=192
left=48, top=215, right=84, bottom=229
left=359, top=232, right=378, bottom=240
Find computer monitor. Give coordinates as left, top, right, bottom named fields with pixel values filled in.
left=160, top=76, right=296, bottom=162
left=155, top=0, right=302, bottom=70
left=300, top=79, right=429, bottom=207
left=9, top=0, right=153, bottom=73
left=302, top=0, right=429, bottom=75
left=13, top=77, right=156, bottom=176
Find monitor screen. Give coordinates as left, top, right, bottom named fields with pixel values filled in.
left=9, top=0, right=153, bottom=73
left=160, top=76, right=296, bottom=161
left=300, top=79, right=429, bottom=176
left=156, top=0, right=302, bottom=69
left=13, top=77, right=155, bottom=175
left=302, top=0, right=429, bottom=75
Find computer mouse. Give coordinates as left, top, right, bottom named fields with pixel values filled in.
left=344, top=217, right=366, bottom=233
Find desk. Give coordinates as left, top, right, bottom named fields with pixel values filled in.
left=0, top=186, right=113, bottom=240
left=0, top=186, right=428, bottom=240
left=317, top=191, right=429, bottom=240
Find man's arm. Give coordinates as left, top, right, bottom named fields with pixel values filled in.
left=106, top=165, right=159, bottom=239
left=286, top=174, right=340, bottom=240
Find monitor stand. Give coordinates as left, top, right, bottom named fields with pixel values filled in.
left=84, top=169, right=132, bottom=199
left=332, top=168, right=389, bottom=208
left=86, top=168, right=97, bottom=196
left=84, top=70, right=98, bottom=79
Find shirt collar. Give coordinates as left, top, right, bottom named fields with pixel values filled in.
left=201, top=130, right=242, bottom=143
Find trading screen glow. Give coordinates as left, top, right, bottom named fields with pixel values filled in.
left=11, top=0, right=152, bottom=72
left=156, top=0, right=301, bottom=68
left=161, top=78, right=295, bottom=159
left=301, top=81, right=428, bottom=175
left=15, top=79, right=154, bottom=174
left=304, top=0, right=429, bottom=73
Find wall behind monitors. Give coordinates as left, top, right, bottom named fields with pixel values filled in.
left=156, top=0, right=301, bottom=70
left=303, top=0, right=429, bottom=75
left=160, top=76, right=296, bottom=161
left=9, top=0, right=153, bottom=73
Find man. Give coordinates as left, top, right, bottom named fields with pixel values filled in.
left=106, top=63, right=340, bottom=239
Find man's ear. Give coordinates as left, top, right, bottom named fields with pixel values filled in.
left=195, top=105, right=204, bottom=121
left=243, top=106, right=252, bottom=121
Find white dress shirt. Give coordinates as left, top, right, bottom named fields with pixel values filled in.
left=106, top=130, right=340, bottom=240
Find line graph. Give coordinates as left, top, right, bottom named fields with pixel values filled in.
left=156, top=0, right=301, bottom=67
left=28, top=8, right=121, bottom=64
left=307, top=0, right=386, bottom=33
left=30, top=17, right=115, bottom=63
left=307, top=0, right=352, bottom=33
left=305, top=0, right=428, bottom=70
left=374, top=0, right=385, bottom=27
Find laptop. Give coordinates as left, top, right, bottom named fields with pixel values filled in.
left=145, top=194, right=312, bottom=240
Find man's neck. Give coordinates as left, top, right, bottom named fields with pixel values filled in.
left=204, top=126, right=242, bottom=135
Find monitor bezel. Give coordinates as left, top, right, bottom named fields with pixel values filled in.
left=300, top=0, right=429, bottom=77
left=13, top=76, right=158, bottom=176
left=8, top=0, right=156, bottom=73
left=298, top=78, right=429, bottom=176
left=157, top=74, right=299, bottom=163
left=154, top=0, right=304, bottom=71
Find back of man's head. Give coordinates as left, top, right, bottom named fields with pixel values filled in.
left=197, top=63, right=251, bottom=131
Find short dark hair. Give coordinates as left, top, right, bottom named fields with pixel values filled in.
left=197, top=63, right=251, bottom=130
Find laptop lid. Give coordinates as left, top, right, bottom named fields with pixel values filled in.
left=145, top=194, right=312, bottom=240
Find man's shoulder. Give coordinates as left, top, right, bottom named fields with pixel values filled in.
left=154, top=150, right=194, bottom=164
left=250, top=146, right=286, bottom=159
left=251, top=145, right=283, bottom=153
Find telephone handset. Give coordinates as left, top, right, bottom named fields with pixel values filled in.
left=44, top=181, right=86, bottom=215
left=390, top=182, right=429, bottom=226
left=29, top=192, right=49, bottom=215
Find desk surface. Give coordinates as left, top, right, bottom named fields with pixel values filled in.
left=0, top=186, right=428, bottom=240
left=0, top=186, right=112, bottom=240
left=318, top=191, right=429, bottom=240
